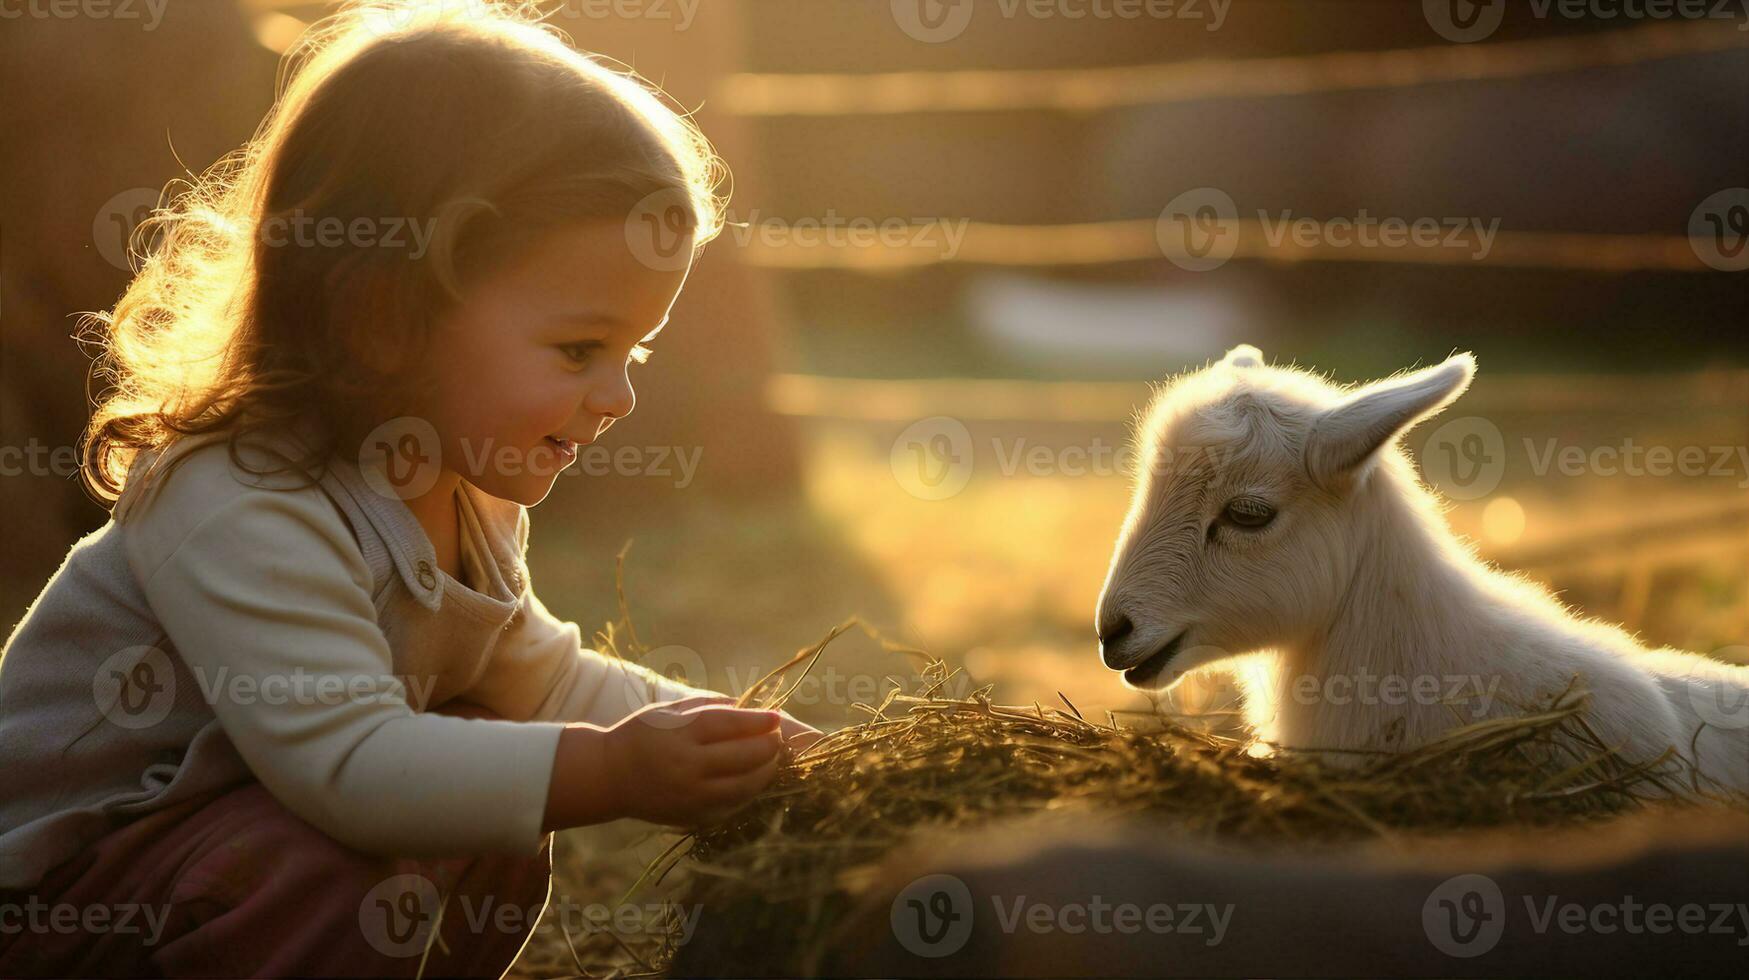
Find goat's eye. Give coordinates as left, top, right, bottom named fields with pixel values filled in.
left=1221, top=497, right=1276, bottom=529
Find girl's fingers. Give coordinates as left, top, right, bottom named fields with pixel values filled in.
left=657, top=694, right=737, bottom=711
left=699, top=753, right=781, bottom=807
left=778, top=716, right=824, bottom=746
left=697, top=729, right=782, bottom=776
left=685, top=705, right=782, bottom=743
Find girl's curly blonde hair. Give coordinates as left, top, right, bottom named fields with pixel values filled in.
left=82, top=0, right=728, bottom=510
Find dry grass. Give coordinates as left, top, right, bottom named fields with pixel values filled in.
left=506, top=407, right=1749, bottom=978
left=512, top=607, right=1741, bottom=979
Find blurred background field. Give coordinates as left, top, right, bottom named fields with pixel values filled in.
left=542, top=375, right=1749, bottom=738
left=2, top=1, right=1747, bottom=975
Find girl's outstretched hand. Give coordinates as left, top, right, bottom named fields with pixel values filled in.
left=540, top=694, right=832, bottom=833
left=600, top=698, right=787, bottom=828
left=653, top=694, right=825, bottom=753
left=777, top=712, right=825, bottom=753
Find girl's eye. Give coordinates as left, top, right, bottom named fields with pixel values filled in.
left=559, top=342, right=655, bottom=366
left=1221, top=497, right=1277, bottom=530
left=559, top=341, right=601, bottom=365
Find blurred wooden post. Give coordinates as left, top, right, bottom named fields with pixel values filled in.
left=0, top=5, right=277, bottom=618
left=550, top=0, right=802, bottom=512
left=0, top=3, right=802, bottom=625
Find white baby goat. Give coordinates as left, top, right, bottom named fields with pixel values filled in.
left=1096, top=345, right=1748, bottom=795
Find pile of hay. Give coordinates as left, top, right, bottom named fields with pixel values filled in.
left=513, top=602, right=1728, bottom=978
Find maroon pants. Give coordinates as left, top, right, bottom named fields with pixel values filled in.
left=0, top=742, right=552, bottom=978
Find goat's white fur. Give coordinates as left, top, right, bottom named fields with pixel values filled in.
left=1096, top=346, right=1748, bottom=795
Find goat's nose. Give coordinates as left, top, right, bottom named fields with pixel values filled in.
left=1097, top=611, right=1134, bottom=649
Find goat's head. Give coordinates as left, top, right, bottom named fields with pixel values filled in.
left=1095, top=345, right=1475, bottom=689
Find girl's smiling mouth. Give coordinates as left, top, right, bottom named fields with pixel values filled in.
left=544, top=435, right=581, bottom=460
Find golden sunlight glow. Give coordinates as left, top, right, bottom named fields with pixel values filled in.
left=1482, top=496, right=1528, bottom=546
left=250, top=11, right=309, bottom=54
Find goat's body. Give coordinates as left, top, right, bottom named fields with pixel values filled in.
left=1101, top=346, right=1749, bottom=798
left=1238, top=455, right=1749, bottom=793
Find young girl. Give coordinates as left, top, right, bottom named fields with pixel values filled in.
left=0, top=3, right=819, bottom=976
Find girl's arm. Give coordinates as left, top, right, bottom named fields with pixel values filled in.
left=463, top=506, right=771, bottom=722
left=123, top=452, right=566, bottom=857
left=456, top=507, right=825, bottom=755
left=466, top=580, right=824, bottom=750
left=465, top=583, right=723, bottom=726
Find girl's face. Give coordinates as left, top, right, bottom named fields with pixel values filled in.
left=413, top=219, right=695, bottom=506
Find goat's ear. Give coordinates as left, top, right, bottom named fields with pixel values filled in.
left=1304, top=353, right=1475, bottom=490
left=1221, top=344, right=1263, bottom=369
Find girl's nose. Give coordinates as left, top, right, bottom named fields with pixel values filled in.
left=584, top=369, right=635, bottom=422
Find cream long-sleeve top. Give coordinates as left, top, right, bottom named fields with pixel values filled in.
left=0, top=423, right=714, bottom=890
